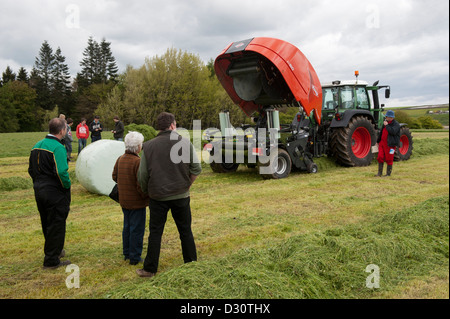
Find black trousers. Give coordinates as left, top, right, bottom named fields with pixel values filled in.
left=143, top=197, right=197, bottom=273
left=34, top=184, right=70, bottom=267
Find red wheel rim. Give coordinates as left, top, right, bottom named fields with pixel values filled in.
left=351, top=127, right=371, bottom=158
left=399, top=135, right=410, bottom=155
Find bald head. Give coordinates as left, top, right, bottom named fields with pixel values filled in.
left=49, top=118, right=67, bottom=138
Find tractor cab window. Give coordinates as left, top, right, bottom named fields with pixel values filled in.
left=355, top=87, right=369, bottom=109
left=322, top=87, right=339, bottom=110
left=340, top=86, right=354, bottom=109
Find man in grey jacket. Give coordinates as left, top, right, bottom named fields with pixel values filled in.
left=136, top=112, right=201, bottom=277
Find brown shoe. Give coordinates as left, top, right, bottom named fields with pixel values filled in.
left=136, top=269, right=155, bottom=278
left=43, top=260, right=71, bottom=270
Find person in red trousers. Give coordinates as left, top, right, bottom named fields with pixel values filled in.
left=376, top=110, right=400, bottom=177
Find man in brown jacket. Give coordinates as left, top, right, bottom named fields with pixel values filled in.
left=112, top=131, right=149, bottom=265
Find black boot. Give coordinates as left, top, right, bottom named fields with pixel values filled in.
left=375, top=162, right=383, bottom=177
left=385, top=165, right=392, bottom=177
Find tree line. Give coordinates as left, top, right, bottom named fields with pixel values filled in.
left=0, top=37, right=118, bottom=132
left=0, top=39, right=246, bottom=133
left=96, top=48, right=247, bottom=130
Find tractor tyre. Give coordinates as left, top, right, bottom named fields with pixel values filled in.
left=330, top=116, right=376, bottom=167
left=258, top=148, right=292, bottom=179
left=394, top=126, right=413, bottom=161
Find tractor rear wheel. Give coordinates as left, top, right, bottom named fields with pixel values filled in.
left=331, top=116, right=376, bottom=167
left=258, top=148, right=292, bottom=179
left=394, top=126, right=413, bottom=161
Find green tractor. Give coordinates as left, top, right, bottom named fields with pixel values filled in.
left=205, top=37, right=413, bottom=179
left=319, top=77, right=413, bottom=167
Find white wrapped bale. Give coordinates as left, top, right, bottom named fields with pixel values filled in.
left=75, top=140, right=125, bottom=196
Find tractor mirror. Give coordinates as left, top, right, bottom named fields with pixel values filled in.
left=385, top=88, right=390, bottom=99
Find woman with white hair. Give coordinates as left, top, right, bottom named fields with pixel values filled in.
left=112, top=131, right=149, bottom=265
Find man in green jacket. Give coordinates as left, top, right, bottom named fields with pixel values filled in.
left=28, top=118, right=72, bottom=269
left=136, top=112, right=202, bottom=278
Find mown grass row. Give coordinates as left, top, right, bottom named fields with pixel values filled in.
left=107, top=196, right=449, bottom=299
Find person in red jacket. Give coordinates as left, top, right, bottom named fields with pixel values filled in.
left=76, top=118, right=89, bottom=155
left=376, top=110, right=400, bottom=177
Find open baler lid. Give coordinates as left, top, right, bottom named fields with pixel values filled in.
left=214, top=37, right=322, bottom=124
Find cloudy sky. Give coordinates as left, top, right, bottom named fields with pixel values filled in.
left=1, top=0, right=448, bottom=107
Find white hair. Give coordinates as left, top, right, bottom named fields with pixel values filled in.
left=124, top=131, right=144, bottom=153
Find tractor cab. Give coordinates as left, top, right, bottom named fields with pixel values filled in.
left=321, top=80, right=371, bottom=120
left=320, top=73, right=390, bottom=130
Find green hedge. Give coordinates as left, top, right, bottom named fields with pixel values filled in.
left=124, top=124, right=158, bottom=142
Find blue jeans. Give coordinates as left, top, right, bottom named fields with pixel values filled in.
left=122, top=208, right=146, bottom=263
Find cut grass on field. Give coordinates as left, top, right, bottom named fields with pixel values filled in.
left=0, top=131, right=448, bottom=299
left=107, top=196, right=449, bottom=299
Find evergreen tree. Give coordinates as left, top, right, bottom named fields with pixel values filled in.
left=78, top=36, right=99, bottom=86
left=100, top=38, right=118, bottom=82
left=17, top=67, right=28, bottom=82
left=74, top=37, right=119, bottom=123
left=31, top=40, right=55, bottom=110
left=2, top=66, right=16, bottom=85
left=53, top=47, right=73, bottom=114
left=77, top=37, right=118, bottom=88
left=30, top=41, right=74, bottom=115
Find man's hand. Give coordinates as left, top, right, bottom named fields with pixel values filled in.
left=190, top=174, right=198, bottom=185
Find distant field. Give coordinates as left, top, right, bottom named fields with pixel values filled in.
left=395, top=104, right=449, bottom=126
left=0, top=128, right=448, bottom=299
left=0, top=131, right=115, bottom=158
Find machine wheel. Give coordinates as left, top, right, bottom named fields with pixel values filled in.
left=307, top=163, right=318, bottom=174
left=210, top=161, right=240, bottom=173
left=331, top=116, right=376, bottom=167
left=394, top=126, right=413, bottom=161
left=258, top=148, right=292, bottom=179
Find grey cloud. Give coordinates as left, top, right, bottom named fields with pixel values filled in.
left=0, top=0, right=448, bottom=107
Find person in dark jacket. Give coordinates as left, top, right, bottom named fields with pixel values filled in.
left=136, top=112, right=202, bottom=278
left=376, top=110, right=400, bottom=177
left=89, top=116, right=103, bottom=142
left=28, top=118, right=71, bottom=269
left=112, top=116, right=125, bottom=141
left=65, top=118, right=74, bottom=162
left=112, top=131, right=149, bottom=265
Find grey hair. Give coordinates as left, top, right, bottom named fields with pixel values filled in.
left=124, top=131, right=144, bottom=153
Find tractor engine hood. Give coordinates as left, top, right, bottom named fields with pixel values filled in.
left=214, top=37, right=323, bottom=124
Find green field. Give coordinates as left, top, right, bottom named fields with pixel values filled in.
left=0, top=130, right=448, bottom=299
left=396, top=104, right=449, bottom=127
